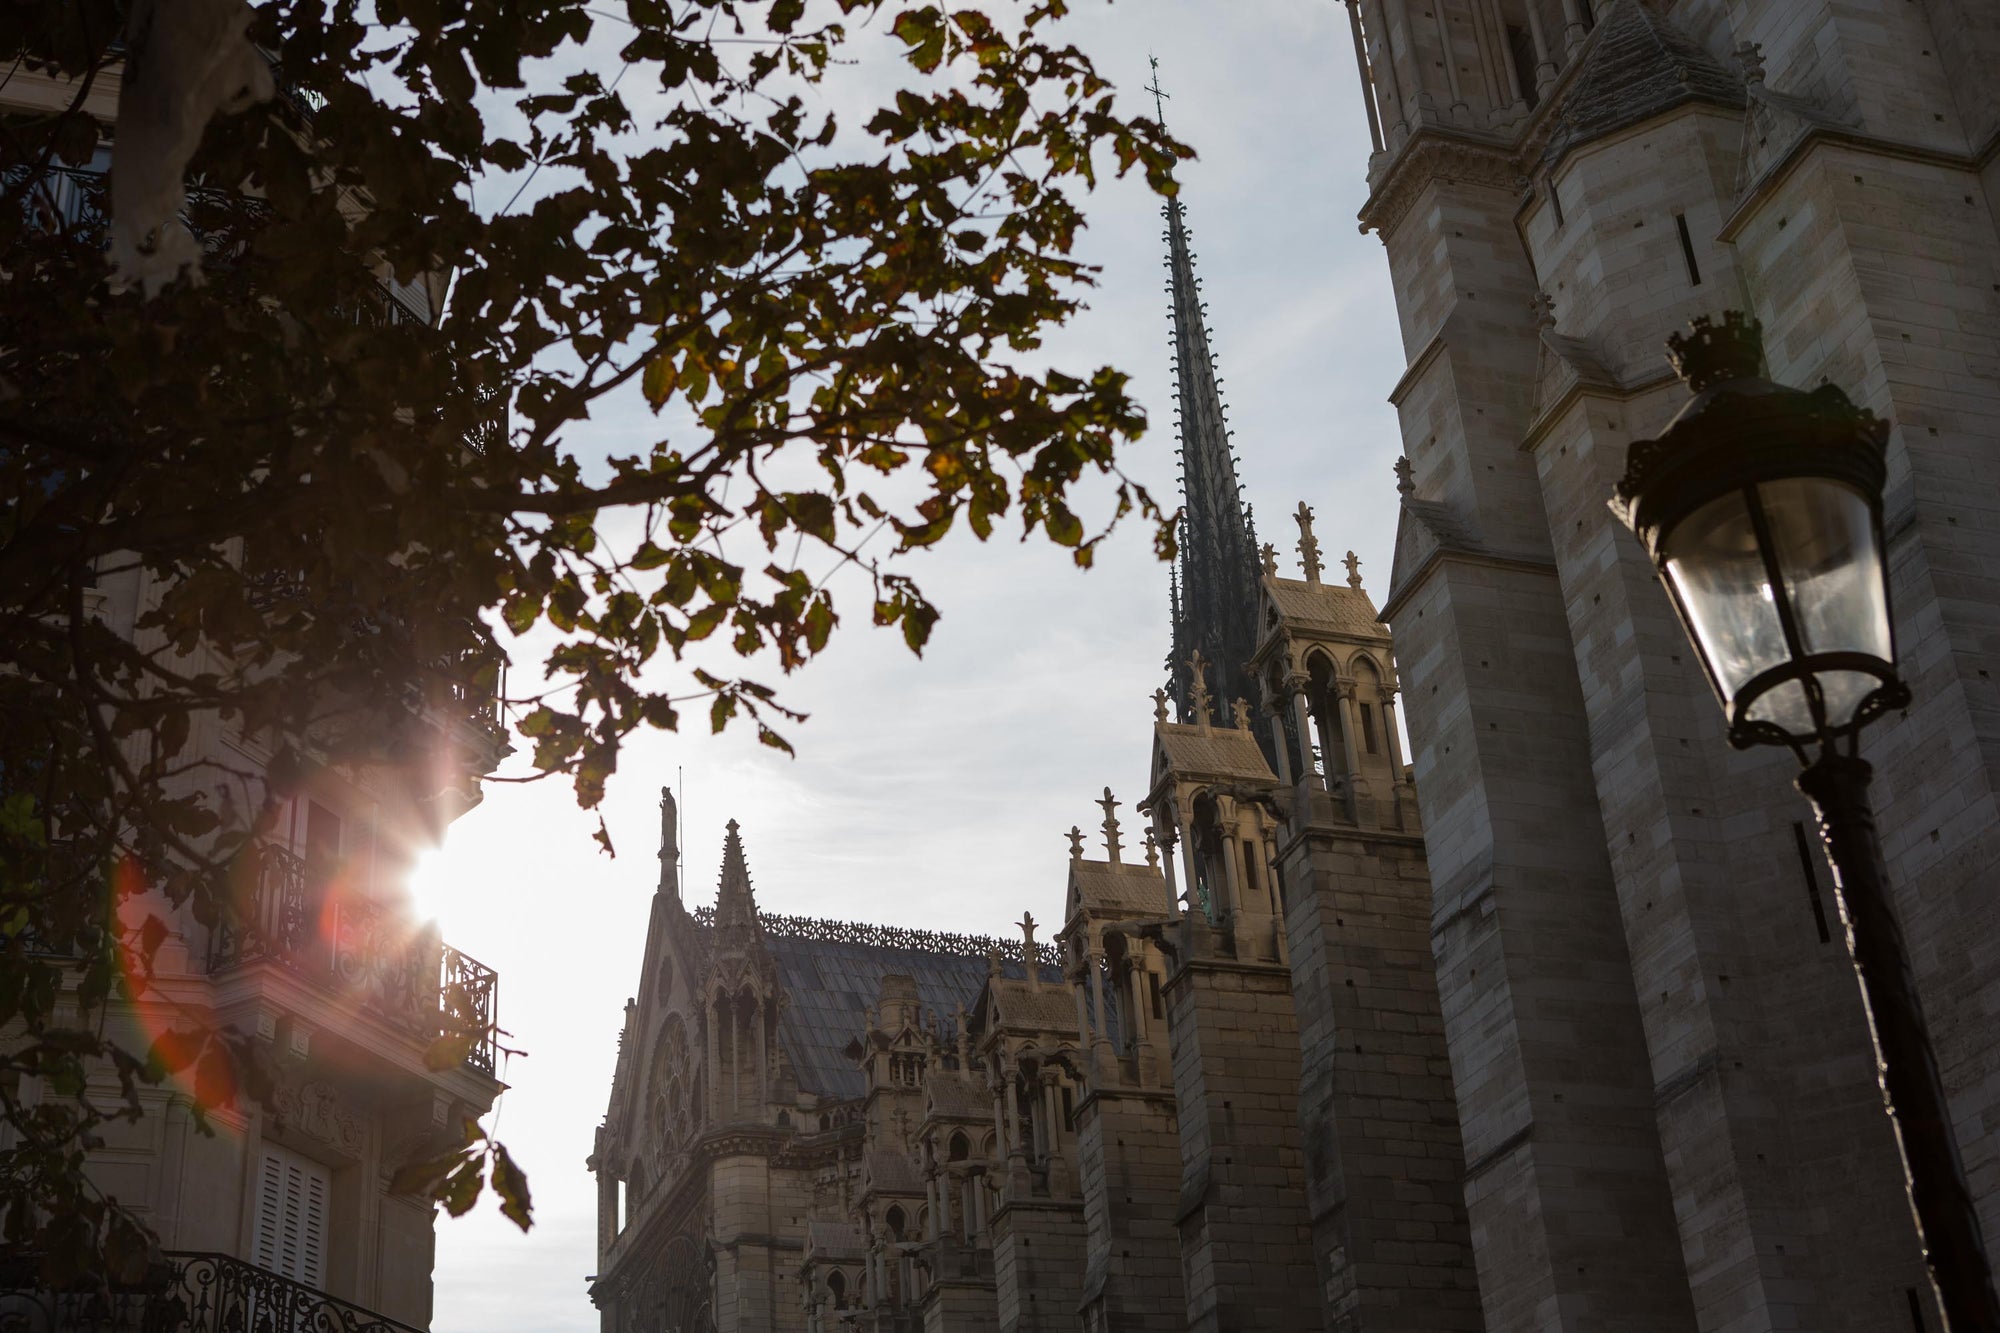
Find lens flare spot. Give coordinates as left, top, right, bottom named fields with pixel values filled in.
left=407, top=846, right=456, bottom=930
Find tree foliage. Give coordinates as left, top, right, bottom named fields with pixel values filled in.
left=0, top=0, right=1181, bottom=1280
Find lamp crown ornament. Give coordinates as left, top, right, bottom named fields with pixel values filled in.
left=1665, top=310, right=1768, bottom=392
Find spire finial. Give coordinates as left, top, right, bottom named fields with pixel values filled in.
left=1144, top=825, right=1160, bottom=868
left=1152, top=686, right=1170, bottom=723
left=1097, top=788, right=1123, bottom=863
left=1231, top=697, right=1253, bottom=731
left=1343, top=550, right=1363, bottom=590
left=1188, top=650, right=1214, bottom=730
left=1019, top=912, right=1041, bottom=990
left=1067, top=825, right=1085, bottom=860
left=1145, top=54, right=1170, bottom=127
left=1394, top=456, right=1415, bottom=497
left=1260, top=542, right=1278, bottom=576
left=1295, top=502, right=1323, bottom=584
left=1532, top=291, right=1557, bottom=330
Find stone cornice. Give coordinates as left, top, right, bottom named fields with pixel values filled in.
left=1720, top=122, right=1995, bottom=243
left=1358, top=130, right=1524, bottom=237
left=1387, top=331, right=1447, bottom=407
left=1520, top=367, right=1679, bottom=453
left=1379, top=548, right=1561, bottom=626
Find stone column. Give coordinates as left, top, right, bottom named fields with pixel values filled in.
left=1287, top=678, right=1317, bottom=789
left=705, top=994, right=722, bottom=1123
left=1360, top=0, right=1406, bottom=133
left=1177, top=818, right=1205, bottom=918
left=752, top=995, right=768, bottom=1110
left=1381, top=688, right=1407, bottom=777
left=1556, top=0, right=1587, bottom=50
left=1160, top=826, right=1181, bottom=903
left=1267, top=706, right=1294, bottom=785
left=1431, top=4, right=1466, bottom=112
left=727, top=999, right=740, bottom=1117
left=1335, top=680, right=1367, bottom=805
left=1343, top=0, right=1384, bottom=152
left=1523, top=0, right=1557, bottom=93
left=1218, top=812, right=1243, bottom=922
left=1087, top=941, right=1109, bottom=1042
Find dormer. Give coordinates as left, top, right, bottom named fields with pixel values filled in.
left=1143, top=653, right=1285, bottom=965
left=1247, top=502, right=1417, bottom=835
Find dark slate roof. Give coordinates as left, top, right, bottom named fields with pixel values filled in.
left=1540, top=0, right=1742, bottom=170
left=694, top=918, right=1059, bottom=1101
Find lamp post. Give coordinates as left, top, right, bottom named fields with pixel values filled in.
left=1610, top=311, right=2000, bottom=1331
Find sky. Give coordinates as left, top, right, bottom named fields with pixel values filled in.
left=419, top=3, right=1404, bottom=1326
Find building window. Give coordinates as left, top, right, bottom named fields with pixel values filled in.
left=1148, top=971, right=1164, bottom=1022
left=253, top=1143, right=330, bottom=1287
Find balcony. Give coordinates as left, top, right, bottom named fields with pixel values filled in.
left=210, top=847, right=499, bottom=1077
left=0, top=1250, right=421, bottom=1332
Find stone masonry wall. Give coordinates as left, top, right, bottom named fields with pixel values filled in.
left=1518, top=99, right=1940, bottom=1328
left=990, top=1198, right=1087, bottom=1333
left=1163, top=946, right=1319, bottom=1331
left=1075, top=1087, right=1185, bottom=1330
left=1279, top=825, right=1482, bottom=1332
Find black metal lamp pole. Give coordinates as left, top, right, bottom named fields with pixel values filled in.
left=1611, top=312, right=2000, bottom=1331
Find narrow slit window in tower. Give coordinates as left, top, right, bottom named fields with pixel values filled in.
left=1675, top=213, right=1702, bottom=286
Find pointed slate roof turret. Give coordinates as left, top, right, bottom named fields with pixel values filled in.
left=713, top=818, right=763, bottom=943
left=1538, top=0, right=1743, bottom=173
left=1161, top=179, right=1263, bottom=730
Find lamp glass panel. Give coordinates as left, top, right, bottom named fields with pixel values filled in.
left=1759, top=477, right=1891, bottom=729
left=1663, top=489, right=1790, bottom=705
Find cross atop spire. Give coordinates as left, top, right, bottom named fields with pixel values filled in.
left=1295, top=502, right=1323, bottom=584
left=1098, top=787, right=1124, bottom=863
left=1145, top=54, right=1171, bottom=127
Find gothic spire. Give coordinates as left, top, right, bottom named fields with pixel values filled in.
left=1160, top=126, right=1262, bottom=726
left=714, top=817, right=762, bottom=940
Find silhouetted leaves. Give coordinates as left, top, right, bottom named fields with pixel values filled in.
left=1, top=0, right=1186, bottom=1279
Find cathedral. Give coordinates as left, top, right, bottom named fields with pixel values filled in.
left=589, top=0, right=2000, bottom=1329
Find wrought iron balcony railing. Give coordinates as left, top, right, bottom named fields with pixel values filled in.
left=210, top=847, right=499, bottom=1077
left=0, top=1249, right=421, bottom=1333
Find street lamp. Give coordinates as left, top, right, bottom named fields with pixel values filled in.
left=1611, top=310, right=2000, bottom=1331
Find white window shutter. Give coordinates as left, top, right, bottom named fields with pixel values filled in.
left=253, top=1143, right=331, bottom=1287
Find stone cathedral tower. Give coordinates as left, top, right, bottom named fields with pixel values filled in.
left=1341, top=0, right=2000, bottom=1328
